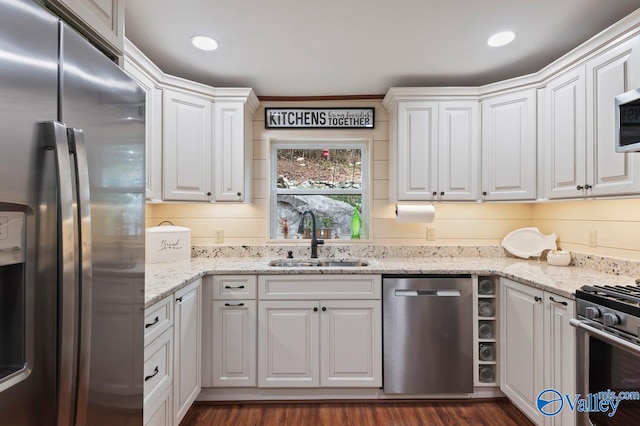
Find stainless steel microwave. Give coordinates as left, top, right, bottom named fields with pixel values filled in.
left=615, top=88, right=640, bottom=152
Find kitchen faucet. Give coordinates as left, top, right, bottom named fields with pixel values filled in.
left=297, top=210, right=324, bottom=258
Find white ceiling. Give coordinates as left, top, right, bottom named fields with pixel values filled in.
left=125, top=0, right=640, bottom=98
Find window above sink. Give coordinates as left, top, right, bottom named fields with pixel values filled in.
left=269, top=139, right=371, bottom=241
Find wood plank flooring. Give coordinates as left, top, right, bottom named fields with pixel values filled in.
left=181, top=399, right=534, bottom=426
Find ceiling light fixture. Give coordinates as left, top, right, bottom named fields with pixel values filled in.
left=487, top=31, right=516, bottom=47
left=191, top=35, right=219, bottom=51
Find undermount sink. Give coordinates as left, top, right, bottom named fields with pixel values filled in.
left=268, top=260, right=318, bottom=267
left=316, top=260, right=369, bottom=267
left=268, top=259, right=369, bottom=267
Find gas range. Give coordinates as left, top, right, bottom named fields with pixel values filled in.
left=575, top=283, right=640, bottom=342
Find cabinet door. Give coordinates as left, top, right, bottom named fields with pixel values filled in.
left=544, top=294, right=576, bottom=426
left=123, top=58, right=163, bottom=201
left=258, top=301, right=319, bottom=388
left=438, top=101, right=480, bottom=200
left=543, top=66, right=587, bottom=199
left=173, top=279, right=201, bottom=425
left=500, top=279, right=544, bottom=425
left=394, top=102, right=439, bottom=200
left=211, top=300, right=257, bottom=387
left=482, top=90, right=537, bottom=200
left=163, top=89, right=213, bottom=201
left=586, top=35, right=640, bottom=196
left=46, top=0, right=123, bottom=55
left=320, top=300, right=382, bottom=387
left=213, top=102, right=248, bottom=202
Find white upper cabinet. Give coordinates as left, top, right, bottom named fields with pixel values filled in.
left=438, top=102, right=480, bottom=200
left=162, top=89, right=213, bottom=202
left=392, top=101, right=438, bottom=200
left=544, top=35, right=640, bottom=199
left=585, top=35, right=640, bottom=197
left=123, top=40, right=258, bottom=204
left=213, top=101, right=252, bottom=202
left=123, top=55, right=163, bottom=201
left=46, top=0, right=123, bottom=56
left=481, top=89, right=537, bottom=201
left=386, top=95, right=479, bottom=201
left=543, top=66, right=587, bottom=199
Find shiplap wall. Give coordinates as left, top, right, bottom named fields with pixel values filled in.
left=147, top=100, right=640, bottom=261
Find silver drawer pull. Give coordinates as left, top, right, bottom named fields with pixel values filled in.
left=395, top=290, right=461, bottom=297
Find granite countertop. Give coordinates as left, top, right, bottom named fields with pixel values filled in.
left=144, top=256, right=638, bottom=308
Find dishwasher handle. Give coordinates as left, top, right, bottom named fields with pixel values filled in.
left=394, top=289, right=462, bottom=297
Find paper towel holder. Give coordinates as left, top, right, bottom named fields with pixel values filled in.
left=395, top=202, right=436, bottom=223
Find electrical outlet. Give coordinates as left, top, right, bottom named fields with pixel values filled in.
left=214, top=228, right=224, bottom=244
left=426, top=227, right=435, bottom=241
left=588, top=230, right=597, bottom=248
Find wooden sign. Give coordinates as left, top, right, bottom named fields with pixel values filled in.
left=265, top=107, right=375, bottom=129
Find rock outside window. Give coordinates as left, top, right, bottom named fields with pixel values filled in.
left=270, top=139, right=370, bottom=240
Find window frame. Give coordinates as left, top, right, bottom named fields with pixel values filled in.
left=268, top=137, right=371, bottom=241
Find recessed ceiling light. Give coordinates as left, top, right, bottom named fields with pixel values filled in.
left=487, top=31, right=516, bottom=47
left=191, top=35, right=219, bottom=51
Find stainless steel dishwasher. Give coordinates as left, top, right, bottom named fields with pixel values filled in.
left=383, top=275, right=473, bottom=394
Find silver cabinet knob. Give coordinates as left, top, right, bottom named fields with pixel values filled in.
left=603, top=313, right=620, bottom=327
left=585, top=307, right=601, bottom=319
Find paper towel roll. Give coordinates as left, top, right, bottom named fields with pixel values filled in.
left=395, top=203, right=435, bottom=223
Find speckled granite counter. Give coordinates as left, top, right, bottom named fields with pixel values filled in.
left=144, top=256, right=639, bottom=308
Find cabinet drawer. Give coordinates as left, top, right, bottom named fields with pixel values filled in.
left=144, top=327, right=172, bottom=403
left=144, top=296, right=173, bottom=344
left=144, top=385, right=172, bottom=426
left=259, top=275, right=381, bottom=300
left=212, top=275, right=257, bottom=300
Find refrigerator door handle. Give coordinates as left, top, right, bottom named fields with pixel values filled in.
left=42, top=121, right=77, bottom=426
left=67, top=128, right=93, bottom=426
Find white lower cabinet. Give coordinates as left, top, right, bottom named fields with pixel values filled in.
left=320, top=300, right=381, bottom=387
left=143, top=296, right=173, bottom=426
left=257, top=275, right=382, bottom=389
left=203, top=275, right=258, bottom=387
left=144, top=385, right=172, bottom=426
left=258, top=300, right=319, bottom=387
left=544, top=293, right=576, bottom=426
left=173, top=279, right=202, bottom=425
left=500, top=278, right=575, bottom=426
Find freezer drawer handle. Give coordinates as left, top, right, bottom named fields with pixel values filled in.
left=394, top=289, right=461, bottom=297
left=224, top=285, right=245, bottom=289
left=144, top=366, right=159, bottom=382
left=224, top=302, right=245, bottom=307
left=145, top=317, right=159, bottom=329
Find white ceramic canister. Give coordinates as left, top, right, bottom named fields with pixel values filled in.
left=547, top=249, right=572, bottom=266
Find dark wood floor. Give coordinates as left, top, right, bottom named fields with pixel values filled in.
left=181, top=399, right=534, bottom=426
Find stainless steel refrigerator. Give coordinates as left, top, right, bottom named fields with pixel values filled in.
left=0, top=0, right=145, bottom=424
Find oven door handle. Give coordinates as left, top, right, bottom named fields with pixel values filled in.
left=570, top=318, right=640, bottom=355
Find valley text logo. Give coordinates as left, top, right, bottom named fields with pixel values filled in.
left=537, top=388, right=640, bottom=418
left=264, top=107, right=375, bottom=129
